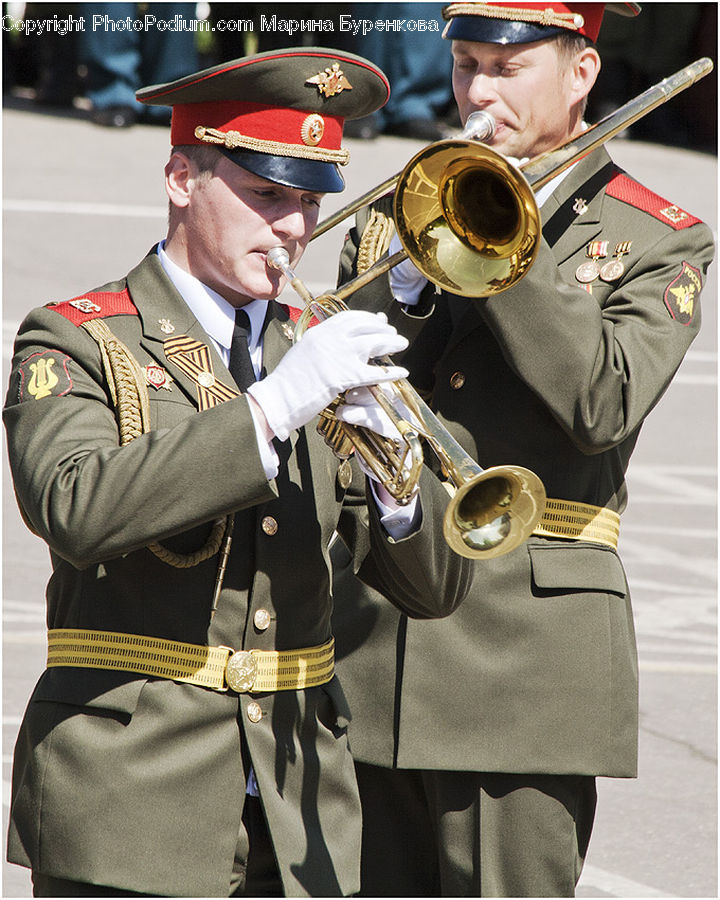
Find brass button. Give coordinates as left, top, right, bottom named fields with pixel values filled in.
left=226, top=651, right=257, bottom=692
left=337, top=459, right=353, bottom=490
left=450, top=371, right=465, bottom=390
left=254, top=609, right=272, bottom=631
left=247, top=701, right=263, bottom=723
left=261, top=516, right=278, bottom=536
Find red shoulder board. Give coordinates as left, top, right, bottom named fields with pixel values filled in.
left=606, top=173, right=701, bottom=230
left=48, top=288, right=139, bottom=326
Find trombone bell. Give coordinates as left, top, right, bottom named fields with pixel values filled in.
left=443, top=465, right=546, bottom=559
left=394, top=140, right=542, bottom=297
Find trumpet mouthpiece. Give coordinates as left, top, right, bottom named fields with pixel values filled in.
left=463, top=110, right=496, bottom=142
left=267, top=247, right=290, bottom=270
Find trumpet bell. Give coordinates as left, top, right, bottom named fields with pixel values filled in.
left=394, top=140, right=541, bottom=297
left=443, top=465, right=546, bottom=559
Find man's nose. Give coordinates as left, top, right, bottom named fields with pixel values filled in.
left=273, top=202, right=308, bottom=239
left=466, top=73, right=497, bottom=108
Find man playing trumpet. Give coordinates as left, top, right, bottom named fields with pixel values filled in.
left=4, top=47, right=475, bottom=898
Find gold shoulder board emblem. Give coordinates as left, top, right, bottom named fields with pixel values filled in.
left=306, top=63, right=352, bottom=97
left=660, top=205, right=689, bottom=224
left=70, top=298, right=101, bottom=314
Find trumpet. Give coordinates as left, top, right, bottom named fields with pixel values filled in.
left=267, top=247, right=546, bottom=560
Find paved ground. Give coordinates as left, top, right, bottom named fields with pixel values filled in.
left=2, top=94, right=717, bottom=898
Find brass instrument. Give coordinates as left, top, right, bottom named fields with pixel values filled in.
left=312, top=109, right=497, bottom=240
left=267, top=247, right=546, bottom=560
left=268, top=58, right=712, bottom=558
left=313, top=57, right=713, bottom=298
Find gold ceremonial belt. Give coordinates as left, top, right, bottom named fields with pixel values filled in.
left=47, top=629, right=335, bottom=693
left=532, top=498, right=620, bottom=549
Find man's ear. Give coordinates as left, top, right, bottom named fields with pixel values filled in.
left=165, top=151, right=194, bottom=210
left=570, top=46, right=601, bottom=107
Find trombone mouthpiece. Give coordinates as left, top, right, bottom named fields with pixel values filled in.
left=267, top=247, right=290, bottom=270
left=463, top=110, right=496, bottom=142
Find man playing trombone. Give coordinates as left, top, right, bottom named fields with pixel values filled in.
left=331, top=2, right=714, bottom=895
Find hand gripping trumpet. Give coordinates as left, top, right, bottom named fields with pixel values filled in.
left=267, top=247, right=546, bottom=560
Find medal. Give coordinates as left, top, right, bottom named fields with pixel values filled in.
left=575, top=241, right=608, bottom=284
left=600, top=241, right=632, bottom=282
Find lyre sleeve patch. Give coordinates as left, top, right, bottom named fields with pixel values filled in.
left=663, top=261, right=702, bottom=325
left=15, top=350, right=73, bottom=402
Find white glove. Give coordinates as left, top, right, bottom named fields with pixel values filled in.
left=247, top=310, right=409, bottom=441
left=388, top=232, right=428, bottom=307
left=336, top=385, right=417, bottom=489
left=336, top=385, right=406, bottom=442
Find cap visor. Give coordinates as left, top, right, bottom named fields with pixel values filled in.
left=445, top=17, right=566, bottom=44
left=218, top=148, right=345, bottom=193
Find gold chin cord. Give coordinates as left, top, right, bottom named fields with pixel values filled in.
left=267, top=247, right=546, bottom=560
left=271, top=58, right=712, bottom=559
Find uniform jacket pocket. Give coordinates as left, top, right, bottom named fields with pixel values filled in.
left=529, top=543, right=628, bottom=596
left=32, top=667, right=147, bottom=717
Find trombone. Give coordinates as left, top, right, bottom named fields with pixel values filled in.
left=314, top=57, right=713, bottom=299
left=271, top=58, right=713, bottom=559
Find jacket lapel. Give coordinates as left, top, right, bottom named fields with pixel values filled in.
left=126, top=250, right=240, bottom=409
left=540, top=146, right=616, bottom=264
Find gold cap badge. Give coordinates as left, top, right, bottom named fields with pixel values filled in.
left=306, top=63, right=352, bottom=98
left=301, top=114, right=325, bottom=146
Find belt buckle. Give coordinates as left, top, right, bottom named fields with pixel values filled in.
left=224, top=648, right=257, bottom=693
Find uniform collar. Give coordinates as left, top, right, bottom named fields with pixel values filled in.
left=156, top=241, right=267, bottom=356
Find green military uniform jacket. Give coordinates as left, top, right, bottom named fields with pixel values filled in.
left=332, top=145, right=714, bottom=777
left=4, top=249, right=472, bottom=897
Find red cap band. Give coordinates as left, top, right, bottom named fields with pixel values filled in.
left=171, top=101, right=344, bottom=152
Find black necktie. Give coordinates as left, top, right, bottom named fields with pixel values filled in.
left=210, top=307, right=257, bottom=628
left=228, top=308, right=255, bottom=391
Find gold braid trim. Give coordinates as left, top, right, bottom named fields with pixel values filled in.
left=442, top=3, right=582, bottom=29
left=81, top=318, right=227, bottom=568
left=357, top=194, right=396, bottom=275
left=194, top=125, right=350, bottom=165
left=81, top=318, right=150, bottom=442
